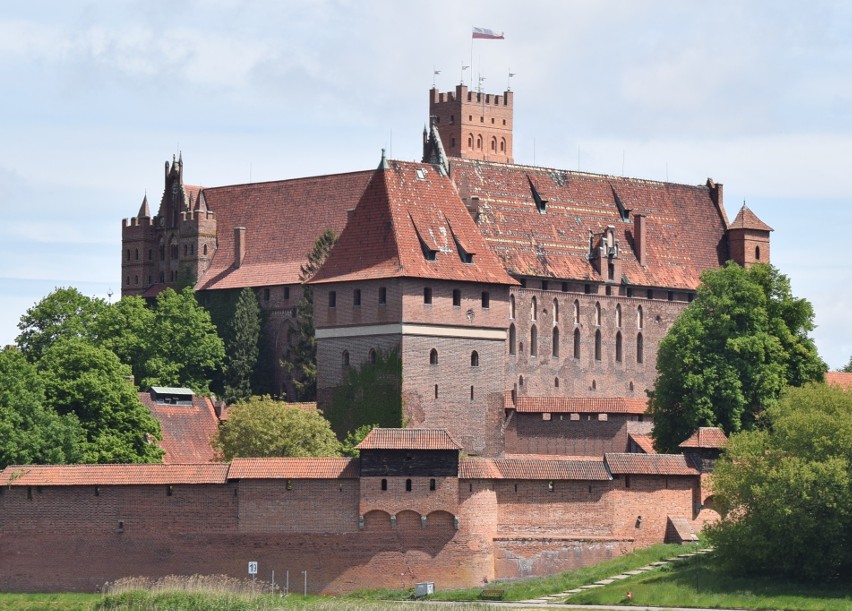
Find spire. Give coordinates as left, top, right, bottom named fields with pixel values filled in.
left=421, top=119, right=449, bottom=176
left=137, top=194, right=150, bottom=218
left=729, top=202, right=773, bottom=232
left=378, top=148, right=390, bottom=170
left=194, top=190, right=208, bottom=213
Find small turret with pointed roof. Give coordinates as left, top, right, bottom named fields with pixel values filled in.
left=137, top=194, right=150, bottom=219
left=727, top=202, right=772, bottom=267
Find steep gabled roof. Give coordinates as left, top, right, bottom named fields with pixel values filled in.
left=605, top=453, right=698, bottom=475
left=628, top=433, right=657, bottom=454
left=310, top=161, right=516, bottom=286
left=729, top=203, right=773, bottom=232
left=678, top=427, right=727, bottom=449
left=138, top=391, right=219, bottom=464
left=228, top=457, right=359, bottom=479
left=356, top=428, right=462, bottom=451
left=512, top=396, right=648, bottom=414
left=448, top=159, right=729, bottom=290
left=196, top=170, right=374, bottom=290
left=0, top=464, right=229, bottom=486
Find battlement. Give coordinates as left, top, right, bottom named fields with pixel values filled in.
left=430, top=85, right=513, bottom=107
left=122, top=216, right=153, bottom=228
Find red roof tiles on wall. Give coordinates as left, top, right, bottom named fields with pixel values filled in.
left=228, top=457, right=359, bottom=479
left=605, top=453, right=698, bottom=475
left=460, top=456, right=611, bottom=480
left=513, top=396, right=648, bottom=414
left=0, top=464, right=230, bottom=486
left=356, top=428, right=463, bottom=450
left=678, top=427, right=728, bottom=449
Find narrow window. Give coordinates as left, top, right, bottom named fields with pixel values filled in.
left=616, top=331, right=623, bottom=362
left=625, top=475, right=631, bottom=489
left=490, top=136, right=496, bottom=151
left=519, top=375, right=524, bottom=387
left=264, top=288, right=270, bottom=301
left=647, top=289, right=654, bottom=300
left=626, top=286, right=633, bottom=297
left=328, top=291, right=336, bottom=308
left=134, top=248, right=139, bottom=260
left=423, top=287, right=432, bottom=304
left=509, top=324, right=517, bottom=355
left=430, top=349, right=438, bottom=365
left=167, top=485, right=174, bottom=496
left=468, top=134, right=473, bottom=148
left=616, top=304, right=622, bottom=328
left=595, top=330, right=602, bottom=361
left=637, top=306, right=644, bottom=329
left=476, top=135, right=482, bottom=149
left=381, top=479, right=387, bottom=491
left=481, top=291, right=490, bottom=308
left=342, top=350, right=350, bottom=368
left=434, top=384, right=438, bottom=398
left=541, top=281, right=549, bottom=291
left=284, top=286, right=290, bottom=300
left=595, top=302, right=601, bottom=326
left=584, top=283, right=591, bottom=294
left=126, top=249, right=130, bottom=261
left=668, top=291, right=674, bottom=301
left=353, top=289, right=361, bottom=306
left=555, top=377, right=560, bottom=388
left=548, top=481, right=555, bottom=492
left=552, top=327, right=559, bottom=357
left=470, top=385, right=474, bottom=400
left=203, top=244, right=208, bottom=256
left=573, top=329, right=581, bottom=359
left=509, top=295, right=515, bottom=318
left=379, top=287, right=387, bottom=304
left=369, top=349, right=377, bottom=364
left=755, top=245, right=761, bottom=260
left=637, top=333, right=644, bottom=364
left=553, top=298, right=559, bottom=324
left=470, top=351, right=479, bottom=366
left=531, top=296, right=537, bottom=320
left=530, top=325, right=538, bottom=357
left=430, top=478, right=436, bottom=491
left=134, top=275, right=138, bottom=285
left=573, top=300, right=580, bottom=325
left=286, top=479, right=292, bottom=491
left=453, top=289, right=461, bottom=307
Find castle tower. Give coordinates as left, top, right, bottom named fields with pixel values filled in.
left=428, top=85, right=513, bottom=163
left=121, top=195, right=157, bottom=296
left=727, top=203, right=772, bottom=267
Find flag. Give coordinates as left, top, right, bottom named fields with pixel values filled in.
left=472, top=27, right=504, bottom=40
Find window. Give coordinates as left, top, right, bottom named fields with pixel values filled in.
left=126, top=249, right=130, bottom=261
left=453, top=289, right=461, bottom=307
left=491, top=136, right=497, bottom=151
left=470, top=385, right=474, bottom=400
left=423, top=287, right=432, bottom=304
left=552, top=327, right=559, bottom=357
left=553, top=298, right=559, bottom=323
left=584, top=283, right=591, bottom=294
left=381, top=479, right=387, bottom=491
left=573, top=300, right=580, bottom=325
left=471, top=351, right=479, bottom=366
left=481, top=291, right=490, bottom=308
left=616, top=331, right=623, bottom=362
left=476, top=135, right=482, bottom=149
left=342, top=350, right=350, bottom=368
left=430, top=478, right=436, bottom=491
left=637, top=306, right=644, bottom=329
left=134, top=248, right=139, bottom=260
left=369, top=349, right=377, bottom=364
left=284, top=286, right=290, bottom=300
left=573, top=329, right=581, bottom=359
left=509, top=295, right=515, bottom=318
left=530, top=325, right=538, bottom=357
left=430, top=349, right=438, bottom=365
left=755, top=245, right=761, bottom=260
left=264, top=288, right=270, bottom=301
left=434, top=384, right=438, bottom=398
left=616, top=304, right=622, bottom=328
left=500, top=138, right=506, bottom=152
left=379, top=287, right=387, bottom=304
left=647, top=289, right=654, bottom=300
left=468, top=134, right=473, bottom=148
left=405, top=479, right=412, bottom=492
left=541, top=280, right=549, bottom=291
left=595, top=330, right=602, bottom=361
left=509, top=324, right=516, bottom=355
left=637, top=333, right=644, bottom=363
left=519, top=375, right=524, bottom=386
left=668, top=291, right=674, bottom=301
left=531, top=296, right=537, bottom=320
left=328, top=291, right=336, bottom=308
left=554, top=377, right=560, bottom=388
left=203, top=244, right=208, bottom=256
left=595, top=302, right=601, bottom=326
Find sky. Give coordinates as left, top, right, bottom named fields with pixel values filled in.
left=1, top=1, right=851, bottom=368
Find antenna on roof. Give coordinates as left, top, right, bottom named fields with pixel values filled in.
left=508, top=70, right=516, bottom=91
left=460, top=63, right=469, bottom=84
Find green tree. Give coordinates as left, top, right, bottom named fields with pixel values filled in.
left=285, top=229, right=337, bottom=401
left=0, top=349, right=84, bottom=467
left=213, top=395, right=342, bottom=460
left=840, top=356, right=852, bottom=373
left=649, top=263, right=825, bottom=452
left=16, top=287, right=107, bottom=362
left=142, top=287, right=225, bottom=394
left=222, top=288, right=261, bottom=404
left=341, top=423, right=377, bottom=457
left=91, top=295, right=154, bottom=382
left=707, top=382, right=852, bottom=581
left=38, top=338, right=163, bottom=464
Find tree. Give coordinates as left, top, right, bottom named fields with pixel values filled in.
left=213, top=396, right=342, bottom=460
left=90, top=295, right=154, bottom=382
left=38, top=338, right=163, bottom=464
left=0, top=348, right=84, bottom=467
left=141, top=287, right=225, bottom=394
left=222, top=288, right=261, bottom=404
left=285, top=229, right=337, bottom=401
left=16, top=287, right=107, bottom=362
left=707, top=382, right=852, bottom=581
left=341, top=423, right=377, bottom=457
left=649, top=262, right=825, bottom=452
left=840, top=356, right=852, bottom=373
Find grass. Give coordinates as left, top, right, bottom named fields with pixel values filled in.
left=0, top=593, right=101, bottom=610
left=568, top=552, right=852, bottom=610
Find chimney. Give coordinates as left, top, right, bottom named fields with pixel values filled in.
left=634, top=214, right=647, bottom=266
left=234, top=227, right=246, bottom=268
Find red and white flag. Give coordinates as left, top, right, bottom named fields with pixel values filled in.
left=472, top=27, right=504, bottom=40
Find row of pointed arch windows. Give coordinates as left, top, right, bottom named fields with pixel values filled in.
left=509, top=324, right=644, bottom=363
left=467, top=133, right=507, bottom=153
left=511, top=295, right=644, bottom=330
left=341, top=349, right=378, bottom=369
left=429, top=349, right=480, bottom=367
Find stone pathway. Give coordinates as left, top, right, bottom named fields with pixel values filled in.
left=517, top=548, right=713, bottom=605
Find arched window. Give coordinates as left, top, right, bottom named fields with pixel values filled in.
left=553, top=298, right=559, bottom=324
left=203, top=244, right=208, bottom=256
left=509, top=295, right=515, bottom=319
left=637, top=305, right=644, bottom=329
left=531, top=296, right=537, bottom=321
left=554, top=377, right=560, bottom=388
left=573, top=329, right=581, bottom=359
left=530, top=325, right=538, bottom=357
left=490, top=136, right=497, bottom=151
left=468, top=134, right=473, bottom=148
left=509, top=324, right=516, bottom=355
left=342, top=350, right=350, bottom=368
left=134, top=275, right=138, bottom=285
left=519, top=375, right=524, bottom=386
left=126, top=249, right=130, bottom=261
left=755, top=245, right=761, bottom=260
left=595, top=330, right=602, bottom=361
left=429, top=348, right=438, bottom=365
left=552, top=327, right=559, bottom=357
left=573, top=300, right=580, bottom=325
left=134, top=249, right=139, bottom=260
left=591, top=379, right=597, bottom=391
left=471, top=351, right=479, bottom=367
left=616, top=304, right=622, bottom=328
left=500, top=138, right=506, bottom=152
left=595, top=302, right=601, bottom=326
left=476, top=135, right=482, bottom=149
left=369, top=349, right=377, bottom=364
left=637, top=333, right=644, bottom=363
left=405, top=479, right=412, bottom=492
left=616, top=331, right=623, bottom=362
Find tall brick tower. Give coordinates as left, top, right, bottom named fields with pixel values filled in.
left=727, top=203, right=772, bottom=267
left=428, top=85, right=513, bottom=163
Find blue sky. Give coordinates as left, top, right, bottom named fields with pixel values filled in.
left=1, top=1, right=851, bottom=367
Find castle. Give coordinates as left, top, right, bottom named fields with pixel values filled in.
left=0, top=84, right=768, bottom=594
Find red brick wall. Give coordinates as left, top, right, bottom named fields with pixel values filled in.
left=359, top=476, right=459, bottom=517
left=505, top=413, right=643, bottom=456
left=609, top=475, right=696, bottom=546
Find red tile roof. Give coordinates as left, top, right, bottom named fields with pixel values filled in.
left=448, top=159, right=729, bottom=290
left=728, top=203, right=773, bottom=232
left=196, top=171, right=373, bottom=290
left=138, top=392, right=219, bottom=464
left=356, top=428, right=462, bottom=451
left=310, top=161, right=516, bottom=286
left=459, top=456, right=611, bottom=480
left=228, top=457, right=359, bottom=479
left=678, top=427, right=727, bottom=449
left=605, top=453, right=698, bottom=475
left=826, top=371, right=852, bottom=389
left=512, top=396, right=648, bottom=414
left=628, top=433, right=657, bottom=454
left=0, top=464, right=229, bottom=486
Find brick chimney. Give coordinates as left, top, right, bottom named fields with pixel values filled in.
left=234, top=227, right=246, bottom=268
left=634, top=214, right=647, bottom=266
